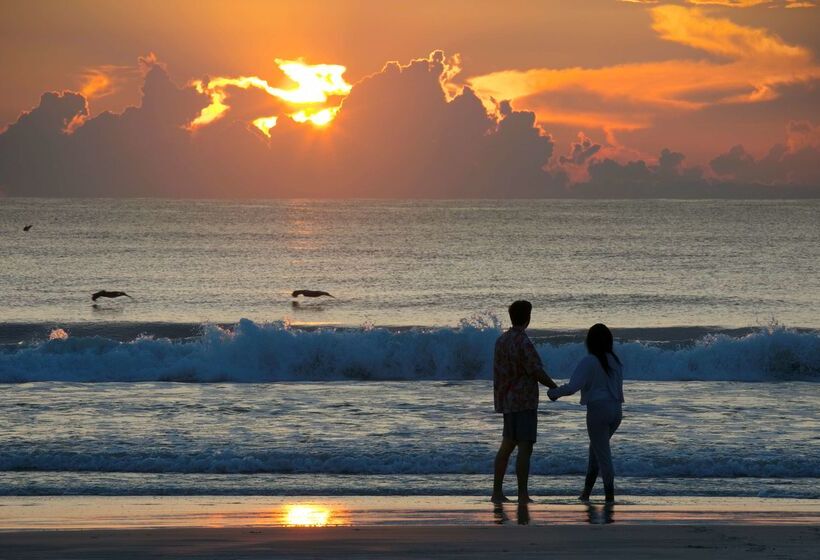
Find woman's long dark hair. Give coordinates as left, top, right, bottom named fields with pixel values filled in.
left=586, top=323, right=621, bottom=376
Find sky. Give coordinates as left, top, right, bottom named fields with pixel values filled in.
left=0, top=0, right=818, bottom=197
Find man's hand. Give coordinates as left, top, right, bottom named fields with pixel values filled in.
left=536, top=371, right=558, bottom=390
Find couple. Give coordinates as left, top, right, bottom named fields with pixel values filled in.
left=492, top=300, right=624, bottom=504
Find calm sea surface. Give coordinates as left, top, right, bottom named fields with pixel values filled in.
left=1, top=198, right=818, bottom=328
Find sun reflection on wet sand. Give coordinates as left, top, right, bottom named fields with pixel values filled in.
left=283, top=504, right=335, bottom=527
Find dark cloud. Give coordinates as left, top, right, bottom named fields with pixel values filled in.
left=709, top=121, right=820, bottom=185
left=0, top=91, right=88, bottom=196
left=572, top=141, right=817, bottom=198
left=560, top=133, right=602, bottom=165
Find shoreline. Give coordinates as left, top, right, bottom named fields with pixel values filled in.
left=2, top=495, right=819, bottom=530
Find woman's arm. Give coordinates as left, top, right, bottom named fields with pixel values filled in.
left=547, top=357, right=591, bottom=401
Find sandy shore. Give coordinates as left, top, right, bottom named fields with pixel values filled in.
left=2, top=525, right=819, bottom=559
left=1, top=496, right=818, bottom=559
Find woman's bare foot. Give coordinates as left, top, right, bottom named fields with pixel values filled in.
left=491, top=493, right=512, bottom=503
left=578, top=493, right=591, bottom=502
left=518, top=495, right=535, bottom=503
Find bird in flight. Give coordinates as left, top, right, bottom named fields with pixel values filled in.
left=291, top=290, right=334, bottom=298
left=23, top=224, right=32, bottom=231
left=91, top=290, right=133, bottom=301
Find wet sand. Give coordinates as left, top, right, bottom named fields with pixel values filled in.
left=1, top=496, right=818, bottom=559
left=2, top=525, right=819, bottom=559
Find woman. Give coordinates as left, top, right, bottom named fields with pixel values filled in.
left=548, top=323, right=624, bottom=502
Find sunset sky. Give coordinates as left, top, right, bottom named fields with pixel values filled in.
left=1, top=0, right=818, bottom=197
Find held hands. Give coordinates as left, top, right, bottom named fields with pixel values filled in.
left=547, top=388, right=559, bottom=402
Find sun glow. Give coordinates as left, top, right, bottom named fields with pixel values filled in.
left=189, top=60, right=351, bottom=133
left=251, top=116, right=279, bottom=137
left=291, top=107, right=337, bottom=126
left=283, top=505, right=332, bottom=526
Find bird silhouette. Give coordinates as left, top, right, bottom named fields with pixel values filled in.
left=91, top=290, right=133, bottom=301
left=23, top=225, right=32, bottom=231
left=291, top=290, right=334, bottom=298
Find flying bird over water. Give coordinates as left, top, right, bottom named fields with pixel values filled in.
left=291, top=290, right=334, bottom=298
left=91, top=290, right=133, bottom=301
left=23, top=224, right=32, bottom=231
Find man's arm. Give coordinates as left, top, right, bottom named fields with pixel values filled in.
left=522, top=338, right=557, bottom=389
left=536, top=369, right=558, bottom=389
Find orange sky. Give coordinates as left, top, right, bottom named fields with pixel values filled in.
left=0, top=0, right=818, bottom=195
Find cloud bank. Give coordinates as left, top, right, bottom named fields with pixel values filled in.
left=0, top=23, right=818, bottom=198
left=0, top=52, right=572, bottom=198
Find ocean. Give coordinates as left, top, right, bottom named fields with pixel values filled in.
left=0, top=198, right=818, bottom=499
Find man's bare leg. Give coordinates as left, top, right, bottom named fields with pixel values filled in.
left=516, top=441, right=534, bottom=503
left=492, top=438, right=516, bottom=503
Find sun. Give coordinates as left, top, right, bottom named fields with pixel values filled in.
left=189, top=60, right=352, bottom=135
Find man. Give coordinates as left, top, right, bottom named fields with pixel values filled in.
left=492, top=300, right=557, bottom=503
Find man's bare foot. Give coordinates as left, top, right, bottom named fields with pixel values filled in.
left=518, top=495, right=535, bottom=503
left=491, top=494, right=512, bottom=503
left=578, top=493, right=591, bottom=502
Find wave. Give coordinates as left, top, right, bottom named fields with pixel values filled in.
left=2, top=473, right=817, bottom=498
left=2, top=446, right=817, bottom=479
left=0, top=319, right=817, bottom=382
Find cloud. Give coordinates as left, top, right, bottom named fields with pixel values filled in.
left=709, top=121, right=820, bottom=184
left=0, top=50, right=817, bottom=199
left=686, top=1, right=772, bottom=7
left=618, top=1, right=816, bottom=7
left=560, top=133, right=602, bottom=165
left=0, top=91, right=89, bottom=195
left=468, top=6, right=820, bottom=133
left=0, top=52, right=567, bottom=198
left=0, top=62, right=208, bottom=196
left=572, top=148, right=712, bottom=197
left=650, top=5, right=809, bottom=59
left=563, top=121, right=819, bottom=197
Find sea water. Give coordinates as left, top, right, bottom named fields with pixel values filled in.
left=0, top=199, right=818, bottom=498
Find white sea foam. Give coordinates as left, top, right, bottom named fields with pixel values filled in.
left=0, top=319, right=817, bottom=383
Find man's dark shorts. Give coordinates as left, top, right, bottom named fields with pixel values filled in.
left=502, top=409, right=538, bottom=442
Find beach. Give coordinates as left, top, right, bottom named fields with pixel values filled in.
left=4, top=525, right=818, bottom=559
left=1, top=496, right=818, bottom=559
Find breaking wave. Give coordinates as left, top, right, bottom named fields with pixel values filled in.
left=0, top=319, right=817, bottom=383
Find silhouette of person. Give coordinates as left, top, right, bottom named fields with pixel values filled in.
left=549, top=323, right=624, bottom=503
left=491, top=300, right=557, bottom=504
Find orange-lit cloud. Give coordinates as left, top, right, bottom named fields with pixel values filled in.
left=79, top=70, right=113, bottom=99
left=619, top=1, right=815, bottom=7
left=687, top=1, right=770, bottom=6
left=651, top=5, right=809, bottom=58
left=77, top=65, right=139, bottom=100
left=468, top=6, right=820, bottom=134
left=189, top=60, right=352, bottom=135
